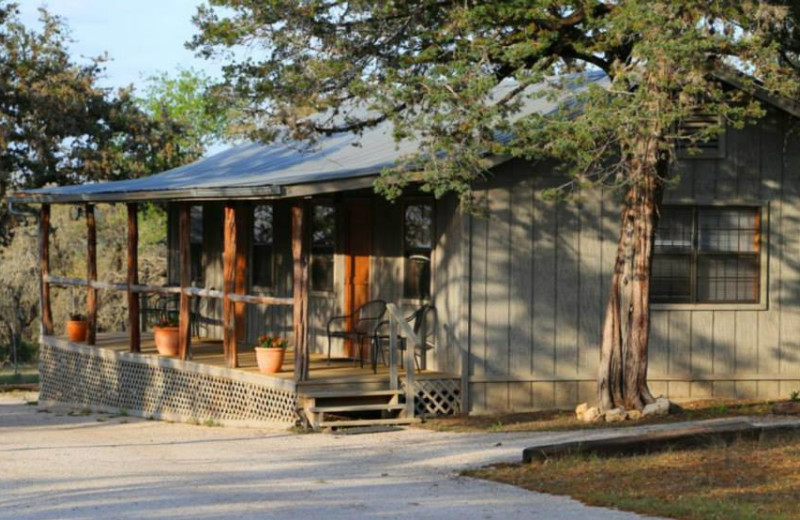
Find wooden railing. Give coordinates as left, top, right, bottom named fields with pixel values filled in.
left=385, top=303, right=417, bottom=419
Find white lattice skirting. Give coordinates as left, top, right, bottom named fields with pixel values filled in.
left=38, top=338, right=298, bottom=427
left=404, top=378, right=462, bottom=417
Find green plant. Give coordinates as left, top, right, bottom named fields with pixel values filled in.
left=157, top=316, right=179, bottom=328
left=790, top=391, right=799, bottom=402
left=257, top=334, right=288, bottom=350
left=69, top=313, right=86, bottom=322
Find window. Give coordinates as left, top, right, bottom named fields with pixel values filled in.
left=190, top=205, right=204, bottom=285
left=252, top=204, right=273, bottom=288
left=652, top=206, right=761, bottom=304
left=311, top=204, right=335, bottom=292
left=403, top=202, right=433, bottom=300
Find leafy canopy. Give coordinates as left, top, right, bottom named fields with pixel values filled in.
left=190, top=1, right=798, bottom=203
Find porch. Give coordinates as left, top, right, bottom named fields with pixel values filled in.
left=38, top=331, right=462, bottom=429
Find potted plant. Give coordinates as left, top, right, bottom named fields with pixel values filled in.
left=255, top=334, right=288, bottom=374
left=66, top=313, right=88, bottom=343
left=153, top=316, right=180, bottom=356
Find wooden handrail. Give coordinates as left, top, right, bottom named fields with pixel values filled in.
left=385, top=303, right=417, bottom=419
left=43, top=275, right=292, bottom=305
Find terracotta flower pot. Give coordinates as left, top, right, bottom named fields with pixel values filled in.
left=154, top=326, right=180, bottom=356
left=255, top=347, right=285, bottom=374
left=66, top=320, right=88, bottom=343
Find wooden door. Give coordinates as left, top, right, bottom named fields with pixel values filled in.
left=344, top=201, right=372, bottom=359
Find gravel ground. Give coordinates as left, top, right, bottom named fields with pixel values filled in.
left=0, top=392, right=659, bottom=520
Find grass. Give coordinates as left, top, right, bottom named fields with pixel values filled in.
left=466, top=434, right=800, bottom=520
left=0, top=364, right=38, bottom=387
left=419, top=399, right=778, bottom=433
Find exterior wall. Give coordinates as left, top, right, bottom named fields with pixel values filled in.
left=467, top=107, right=800, bottom=413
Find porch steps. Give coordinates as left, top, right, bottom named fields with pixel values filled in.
left=299, top=388, right=417, bottom=431
left=319, top=417, right=421, bottom=428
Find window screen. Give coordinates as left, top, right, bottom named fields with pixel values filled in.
left=311, top=204, right=335, bottom=292
left=403, top=203, right=433, bottom=300
left=189, top=205, right=204, bottom=285
left=252, top=204, right=273, bottom=288
left=652, top=206, right=760, bottom=304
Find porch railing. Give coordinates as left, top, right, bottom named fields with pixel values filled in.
left=385, top=303, right=417, bottom=419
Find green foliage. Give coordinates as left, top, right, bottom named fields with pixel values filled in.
left=790, top=390, right=799, bottom=402
left=139, top=67, right=235, bottom=157
left=190, top=1, right=799, bottom=204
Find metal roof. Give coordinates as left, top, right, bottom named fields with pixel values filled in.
left=13, top=71, right=609, bottom=203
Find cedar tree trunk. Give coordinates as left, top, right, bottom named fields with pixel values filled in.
left=597, top=160, right=665, bottom=411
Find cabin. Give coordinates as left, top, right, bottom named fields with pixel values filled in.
left=10, top=72, right=800, bottom=428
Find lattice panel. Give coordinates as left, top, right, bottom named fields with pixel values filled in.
left=39, top=343, right=297, bottom=425
left=403, top=378, right=462, bottom=417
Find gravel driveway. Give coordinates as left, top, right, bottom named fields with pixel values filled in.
left=0, top=392, right=656, bottom=520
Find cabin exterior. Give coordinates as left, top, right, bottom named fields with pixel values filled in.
left=11, top=77, right=800, bottom=427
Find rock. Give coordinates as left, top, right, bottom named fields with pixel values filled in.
left=627, top=409, right=642, bottom=421
left=581, top=407, right=602, bottom=423
left=643, top=398, right=671, bottom=417
left=604, top=407, right=627, bottom=422
left=772, top=401, right=800, bottom=415
left=575, top=402, right=589, bottom=421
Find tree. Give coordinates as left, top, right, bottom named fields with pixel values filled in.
left=139, top=67, right=234, bottom=159
left=191, top=1, right=798, bottom=410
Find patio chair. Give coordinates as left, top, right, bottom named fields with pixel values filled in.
left=373, top=304, right=436, bottom=373
left=326, top=300, right=387, bottom=367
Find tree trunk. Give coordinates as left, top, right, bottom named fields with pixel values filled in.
left=597, top=170, right=663, bottom=411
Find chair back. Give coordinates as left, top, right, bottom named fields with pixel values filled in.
left=354, top=300, right=387, bottom=334
left=411, top=304, right=436, bottom=347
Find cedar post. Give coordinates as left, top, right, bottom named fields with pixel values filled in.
left=86, top=204, right=97, bottom=346
left=291, top=203, right=309, bottom=382
left=234, top=203, right=247, bottom=341
left=127, top=203, right=140, bottom=353
left=178, top=203, right=192, bottom=360
left=39, top=204, right=53, bottom=336
left=222, top=202, right=238, bottom=368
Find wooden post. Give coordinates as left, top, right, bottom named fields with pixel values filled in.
left=291, top=203, right=309, bottom=382
left=86, top=204, right=97, bottom=346
left=39, top=204, right=54, bottom=336
left=222, top=202, right=238, bottom=368
left=127, top=203, right=140, bottom=353
left=178, top=203, right=192, bottom=360
left=234, top=204, right=247, bottom=341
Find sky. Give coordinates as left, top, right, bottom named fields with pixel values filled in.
left=18, top=0, right=223, bottom=91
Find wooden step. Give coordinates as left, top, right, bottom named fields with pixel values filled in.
left=319, top=417, right=421, bottom=428
left=301, top=389, right=402, bottom=399
left=309, top=403, right=406, bottom=413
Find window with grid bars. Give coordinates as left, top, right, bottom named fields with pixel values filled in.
left=311, top=204, right=335, bottom=292
left=651, top=206, right=761, bottom=304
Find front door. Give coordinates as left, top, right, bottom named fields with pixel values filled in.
left=344, top=200, right=372, bottom=359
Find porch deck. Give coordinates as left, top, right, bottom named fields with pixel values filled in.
left=81, top=332, right=453, bottom=389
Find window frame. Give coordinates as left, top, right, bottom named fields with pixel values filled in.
left=189, top=204, right=204, bottom=286
left=310, top=201, right=336, bottom=294
left=401, top=198, right=435, bottom=302
left=651, top=200, right=768, bottom=311
left=250, top=203, right=275, bottom=292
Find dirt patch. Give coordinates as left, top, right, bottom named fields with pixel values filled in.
left=420, top=399, right=779, bottom=433
left=466, top=434, right=800, bottom=520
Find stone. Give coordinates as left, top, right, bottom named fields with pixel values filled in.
left=772, top=401, right=800, bottom=415
left=627, top=409, right=642, bottom=421
left=575, top=403, right=589, bottom=421
left=604, top=407, right=627, bottom=422
left=643, top=398, right=671, bottom=417
left=581, top=407, right=602, bottom=423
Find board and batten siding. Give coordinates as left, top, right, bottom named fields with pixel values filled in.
left=466, top=107, right=800, bottom=413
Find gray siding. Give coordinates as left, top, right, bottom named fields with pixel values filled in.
left=467, top=107, right=800, bottom=413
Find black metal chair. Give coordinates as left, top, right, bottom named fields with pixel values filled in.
left=373, top=304, right=436, bottom=373
left=326, top=300, right=387, bottom=367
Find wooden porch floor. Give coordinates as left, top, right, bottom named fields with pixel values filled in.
left=82, top=332, right=452, bottom=386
